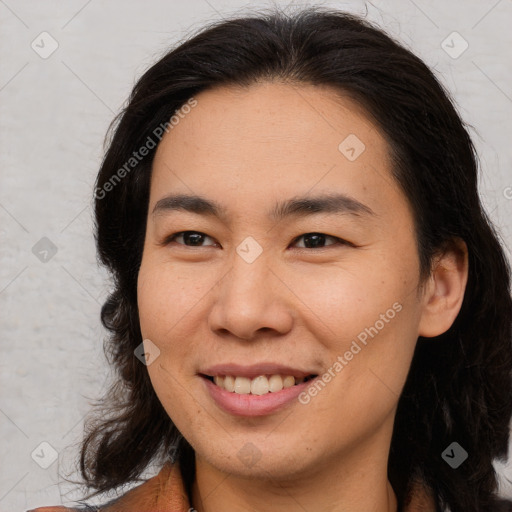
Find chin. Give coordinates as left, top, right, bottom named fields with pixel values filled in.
left=194, top=436, right=318, bottom=482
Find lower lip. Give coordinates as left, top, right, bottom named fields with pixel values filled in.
left=202, top=376, right=314, bottom=417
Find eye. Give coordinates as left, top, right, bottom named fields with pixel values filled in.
left=162, top=231, right=351, bottom=249
left=291, top=232, right=348, bottom=249
left=164, top=231, right=217, bottom=247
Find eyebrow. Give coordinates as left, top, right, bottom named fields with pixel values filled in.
left=152, top=192, right=376, bottom=222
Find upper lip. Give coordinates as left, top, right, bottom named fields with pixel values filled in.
left=200, top=363, right=317, bottom=379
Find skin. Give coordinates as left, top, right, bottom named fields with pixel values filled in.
left=137, top=81, right=468, bottom=512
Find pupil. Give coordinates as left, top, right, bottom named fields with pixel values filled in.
left=305, top=233, right=324, bottom=248
left=185, top=232, right=203, bottom=246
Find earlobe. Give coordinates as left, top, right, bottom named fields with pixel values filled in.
left=418, top=239, right=469, bottom=338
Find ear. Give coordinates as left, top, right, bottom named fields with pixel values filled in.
left=418, top=238, right=469, bottom=338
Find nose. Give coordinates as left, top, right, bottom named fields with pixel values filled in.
left=207, top=250, right=293, bottom=341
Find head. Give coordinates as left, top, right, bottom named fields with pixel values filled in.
left=80, top=7, right=512, bottom=512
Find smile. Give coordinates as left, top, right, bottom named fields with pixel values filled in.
left=203, top=374, right=317, bottom=395
left=200, top=369, right=319, bottom=416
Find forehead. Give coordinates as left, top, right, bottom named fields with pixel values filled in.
left=150, top=81, right=404, bottom=222
left=157, top=81, right=383, bottom=156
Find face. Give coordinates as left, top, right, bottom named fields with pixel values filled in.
left=137, top=81, right=427, bottom=481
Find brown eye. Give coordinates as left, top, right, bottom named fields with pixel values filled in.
left=292, top=233, right=346, bottom=249
left=165, top=231, right=217, bottom=247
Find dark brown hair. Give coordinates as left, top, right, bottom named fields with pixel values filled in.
left=72, top=7, right=512, bottom=512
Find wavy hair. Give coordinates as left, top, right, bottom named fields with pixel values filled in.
left=75, top=6, right=512, bottom=512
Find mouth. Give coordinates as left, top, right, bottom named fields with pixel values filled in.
left=200, top=373, right=318, bottom=396
left=199, top=364, right=321, bottom=416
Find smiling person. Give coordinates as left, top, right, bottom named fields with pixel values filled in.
left=30, top=6, right=512, bottom=512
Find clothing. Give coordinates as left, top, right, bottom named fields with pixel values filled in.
left=28, top=462, right=187, bottom=512
left=25, top=460, right=507, bottom=512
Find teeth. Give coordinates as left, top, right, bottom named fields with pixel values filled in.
left=235, top=377, right=251, bottom=394
left=268, top=374, right=283, bottom=392
left=223, top=375, right=235, bottom=392
left=283, top=375, right=295, bottom=388
left=211, top=374, right=308, bottom=395
left=250, top=375, right=269, bottom=395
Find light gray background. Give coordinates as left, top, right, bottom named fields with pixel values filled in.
left=1, top=0, right=511, bottom=510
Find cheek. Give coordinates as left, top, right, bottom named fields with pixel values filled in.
left=291, top=252, right=420, bottom=398
left=286, top=256, right=414, bottom=343
left=145, top=355, right=206, bottom=444
left=137, top=258, right=212, bottom=340
left=137, top=262, right=206, bottom=427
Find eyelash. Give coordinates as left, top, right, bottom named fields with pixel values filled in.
left=162, top=231, right=353, bottom=250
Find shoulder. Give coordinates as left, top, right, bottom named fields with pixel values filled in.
left=28, top=507, right=97, bottom=512
left=28, top=461, right=189, bottom=512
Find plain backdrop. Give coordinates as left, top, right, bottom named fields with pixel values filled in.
left=1, top=0, right=511, bottom=510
